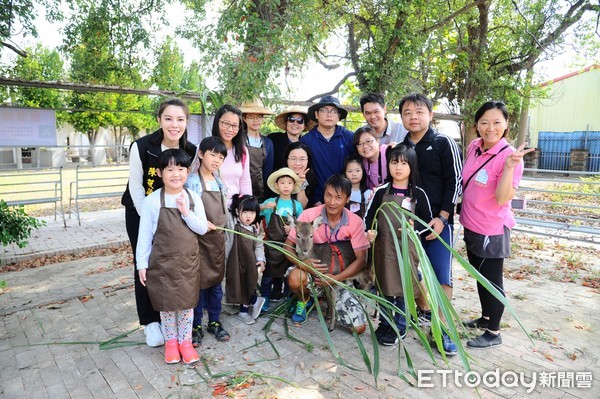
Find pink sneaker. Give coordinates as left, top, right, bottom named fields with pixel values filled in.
left=179, top=340, right=199, bottom=364
left=164, top=339, right=180, bottom=364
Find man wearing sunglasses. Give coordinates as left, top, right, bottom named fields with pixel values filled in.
left=360, top=93, right=408, bottom=145
left=301, top=95, right=354, bottom=205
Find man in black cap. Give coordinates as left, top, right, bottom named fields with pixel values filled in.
left=300, top=95, right=354, bottom=205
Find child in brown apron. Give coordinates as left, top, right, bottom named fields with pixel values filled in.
left=226, top=194, right=266, bottom=325
left=363, top=144, right=433, bottom=346
left=136, top=149, right=212, bottom=365
left=343, top=156, right=373, bottom=219
left=186, top=137, right=230, bottom=346
left=240, top=99, right=275, bottom=202
left=259, top=168, right=304, bottom=312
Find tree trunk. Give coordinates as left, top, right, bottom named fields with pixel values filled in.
left=516, top=68, right=534, bottom=147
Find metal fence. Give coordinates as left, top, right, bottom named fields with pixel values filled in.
left=538, top=131, right=600, bottom=172
left=512, top=168, right=600, bottom=242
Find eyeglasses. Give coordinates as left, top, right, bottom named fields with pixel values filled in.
left=356, top=138, right=375, bottom=148
left=318, top=108, right=339, bottom=115
left=288, top=157, right=308, bottom=163
left=220, top=120, right=240, bottom=131
left=245, top=115, right=264, bottom=121
left=287, top=116, right=305, bottom=124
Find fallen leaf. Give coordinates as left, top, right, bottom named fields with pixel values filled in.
left=544, top=353, right=554, bottom=361
left=354, top=386, right=366, bottom=390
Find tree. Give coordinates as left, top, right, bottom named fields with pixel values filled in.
left=4, top=43, right=67, bottom=122
left=61, top=0, right=166, bottom=161
left=0, top=0, right=37, bottom=57
left=180, top=0, right=339, bottom=103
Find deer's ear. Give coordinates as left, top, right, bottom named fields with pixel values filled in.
left=286, top=214, right=295, bottom=227
left=312, top=215, right=323, bottom=229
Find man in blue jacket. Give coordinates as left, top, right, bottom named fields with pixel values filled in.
left=301, top=96, right=354, bottom=205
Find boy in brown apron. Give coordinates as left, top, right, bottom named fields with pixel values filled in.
left=259, top=168, right=304, bottom=312
left=136, top=149, right=212, bottom=364
left=186, top=137, right=230, bottom=345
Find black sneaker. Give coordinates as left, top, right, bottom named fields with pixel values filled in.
left=207, top=321, right=230, bottom=342
left=192, top=326, right=204, bottom=347
left=467, top=331, right=502, bottom=349
left=271, top=290, right=284, bottom=302
left=379, top=328, right=406, bottom=346
left=417, top=309, right=432, bottom=326
left=374, top=324, right=391, bottom=341
left=463, top=317, right=489, bottom=329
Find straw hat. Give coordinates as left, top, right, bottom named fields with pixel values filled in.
left=267, top=167, right=302, bottom=195
left=307, top=95, right=349, bottom=122
left=239, top=98, right=275, bottom=115
left=274, top=106, right=316, bottom=132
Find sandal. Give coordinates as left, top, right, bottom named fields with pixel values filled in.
left=207, top=321, right=230, bottom=342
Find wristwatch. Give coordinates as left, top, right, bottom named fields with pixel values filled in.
left=437, top=215, right=448, bottom=226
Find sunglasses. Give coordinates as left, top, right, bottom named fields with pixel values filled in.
left=287, top=116, right=305, bottom=124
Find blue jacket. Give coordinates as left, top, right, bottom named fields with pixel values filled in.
left=300, top=125, right=354, bottom=204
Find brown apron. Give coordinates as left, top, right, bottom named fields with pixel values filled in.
left=246, top=140, right=266, bottom=199
left=263, top=197, right=298, bottom=278
left=372, top=186, right=420, bottom=297
left=347, top=192, right=367, bottom=219
left=225, top=223, right=258, bottom=304
left=147, top=188, right=201, bottom=311
left=197, top=175, right=226, bottom=289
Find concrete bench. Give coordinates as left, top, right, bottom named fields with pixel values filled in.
left=69, top=165, right=129, bottom=225
left=0, top=167, right=66, bottom=227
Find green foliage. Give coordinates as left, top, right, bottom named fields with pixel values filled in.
left=179, top=0, right=337, bottom=103
left=4, top=43, right=67, bottom=124
left=0, top=0, right=38, bottom=46
left=221, top=204, right=530, bottom=383
left=0, top=200, right=46, bottom=248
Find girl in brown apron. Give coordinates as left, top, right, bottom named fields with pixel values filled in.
left=259, top=168, right=304, bottom=311
left=343, top=157, right=373, bottom=219
left=363, top=144, right=433, bottom=346
left=186, top=137, right=230, bottom=345
left=136, top=149, right=211, bottom=365
left=226, top=194, right=266, bottom=325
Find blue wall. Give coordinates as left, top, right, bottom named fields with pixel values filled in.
left=538, top=131, right=600, bottom=172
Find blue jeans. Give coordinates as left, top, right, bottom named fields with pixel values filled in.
left=379, top=296, right=407, bottom=331
left=259, top=276, right=287, bottom=298
left=193, top=283, right=223, bottom=327
left=421, top=224, right=454, bottom=287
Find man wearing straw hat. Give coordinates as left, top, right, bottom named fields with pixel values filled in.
left=240, top=98, right=275, bottom=202
left=301, top=95, right=354, bottom=206
left=269, top=106, right=315, bottom=170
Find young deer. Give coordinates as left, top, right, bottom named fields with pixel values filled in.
left=291, top=215, right=371, bottom=331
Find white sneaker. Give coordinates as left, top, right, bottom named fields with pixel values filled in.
left=144, top=322, right=165, bottom=347
left=252, top=297, right=266, bottom=319
left=238, top=312, right=255, bottom=325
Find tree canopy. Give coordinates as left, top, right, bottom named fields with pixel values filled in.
left=1, top=0, right=598, bottom=144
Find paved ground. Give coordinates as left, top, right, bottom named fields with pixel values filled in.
left=0, top=209, right=598, bottom=398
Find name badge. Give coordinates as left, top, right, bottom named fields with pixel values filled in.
left=401, top=197, right=413, bottom=211
left=475, top=169, right=489, bottom=185
left=350, top=202, right=361, bottom=213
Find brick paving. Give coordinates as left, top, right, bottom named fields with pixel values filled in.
left=0, top=210, right=598, bottom=398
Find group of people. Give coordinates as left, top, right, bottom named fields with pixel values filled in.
left=122, top=92, right=532, bottom=364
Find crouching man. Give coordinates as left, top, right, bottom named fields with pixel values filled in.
left=284, top=174, right=370, bottom=334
